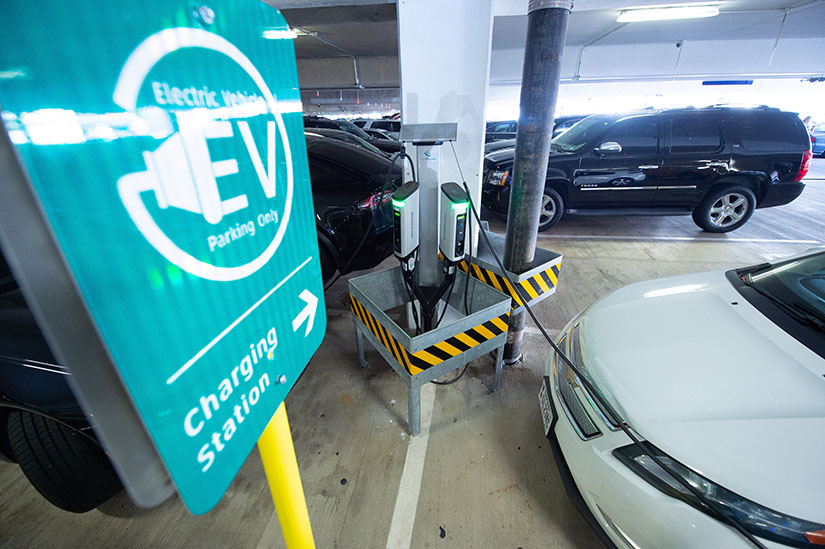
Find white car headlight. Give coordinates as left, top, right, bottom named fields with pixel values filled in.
left=553, top=324, right=620, bottom=439
left=614, top=443, right=825, bottom=548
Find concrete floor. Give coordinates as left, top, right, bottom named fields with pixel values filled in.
left=2, top=158, right=824, bottom=548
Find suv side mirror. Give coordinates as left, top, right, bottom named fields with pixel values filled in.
left=595, top=142, right=622, bottom=155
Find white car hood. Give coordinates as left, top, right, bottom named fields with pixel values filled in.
left=579, top=269, right=825, bottom=522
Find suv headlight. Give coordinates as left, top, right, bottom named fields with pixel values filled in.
left=614, top=443, right=825, bottom=547
left=485, top=168, right=510, bottom=187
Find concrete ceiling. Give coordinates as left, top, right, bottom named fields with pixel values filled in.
left=269, top=0, right=825, bottom=113
left=273, top=0, right=824, bottom=59
left=279, top=3, right=398, bottom=58
left=494, top=0, right=825, bottom=48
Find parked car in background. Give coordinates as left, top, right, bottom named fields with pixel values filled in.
left=305, top=127, right=388, bottom=157
left=0, top=254, right=123, bottom=513
left=485, top=120, right=518, bottom=143
left=542, top=249, right=825, bottom=548
left=304, top=116, right=401, bottom=155
left=362, top=127, right=398, bottom=142
left=552, top=115, right=589, bottom=138
left=483, top=106, right=812, bottom=232
left=353, top=118, right=401, bottom=140
left=305, top=133, right=402, bottom=284
left=485, top=115, right=589, bottom=143
left=811, top=122, right=825, bottom=156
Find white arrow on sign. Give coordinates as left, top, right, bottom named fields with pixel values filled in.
left=292, top=289, right=318, bottom=336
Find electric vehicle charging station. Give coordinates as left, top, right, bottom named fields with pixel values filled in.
left=348, top=123, right=512, bottom=435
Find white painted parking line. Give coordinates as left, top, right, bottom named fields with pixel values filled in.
left=386, top=382, right=436, bottom=549
left=524, top=326, right=559, bottom=337
left=536, top=234, right=820, bottom=244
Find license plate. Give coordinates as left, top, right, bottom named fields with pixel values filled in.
left=539, top=376, right=554, bottom=436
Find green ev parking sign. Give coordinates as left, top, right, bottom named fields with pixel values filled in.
left=0, top=1, right=325, bottom=513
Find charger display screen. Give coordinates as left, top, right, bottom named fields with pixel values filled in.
left=393, top=209, right=401, bottom=254
left=455, top=213, right=466, bottom=257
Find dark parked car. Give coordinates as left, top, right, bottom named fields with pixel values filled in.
left=485, top=120, right=517, bottom=143
left=304, top=115, right=401, bottom=155
left=353, top=118, right=401, bottom=140
left=485, top=115, right=588, bottom=143
left=362, top=127, right=398, bottom=142
left=305, top=127, right=388, bottom=157
left=0, top=254, right=123, bottom=513
left=305, top=133, right=402, bottom=283
left=485, top=138, right=516, bottom=154
left=552, top=115, right=589, bottom=138
left=483, top=107, right=813, bottom=232
left=811, top=122, right=825, bottom=156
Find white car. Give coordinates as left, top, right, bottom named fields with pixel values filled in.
left=540, top=250, right=825, bottom=548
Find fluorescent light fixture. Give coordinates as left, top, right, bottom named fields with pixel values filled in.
left=262, top=28, right=297, bottom=40
left=617, top=5, right=719, bottom=22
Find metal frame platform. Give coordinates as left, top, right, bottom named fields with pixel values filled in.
left=349, top=267, right=511, bottom=435
left=458, top=230, right=562, bottom=313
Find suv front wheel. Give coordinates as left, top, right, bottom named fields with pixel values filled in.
left=692, top=185, right=756, bottom=233
left=537, top=187, right=564, bottom=232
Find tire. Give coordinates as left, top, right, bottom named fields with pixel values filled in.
left=537, top=187, right=564, bottom=232
left=692, top=185, right=756, bottom=233
left=7, top=411, right=122, bottom=513
left=319, top=244, right=337, bottom=285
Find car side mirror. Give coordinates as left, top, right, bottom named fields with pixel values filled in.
left=595, top=142, right=622, bottom=155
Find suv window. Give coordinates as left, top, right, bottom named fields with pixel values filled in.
left=603, top=117, right=659, bottom=155
left=735, top=112, right=804, bottom=152
left=670, top=116, right=722, bottom=153
left=488, top=121, right=516, bottom=133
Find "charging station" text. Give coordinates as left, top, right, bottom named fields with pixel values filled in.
left=183, top=327, right=278, bottom=472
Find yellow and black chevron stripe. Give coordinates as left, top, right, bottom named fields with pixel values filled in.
left=349, top=294, right=509, bottom=375
left=458, top=259, right=562, bottom=308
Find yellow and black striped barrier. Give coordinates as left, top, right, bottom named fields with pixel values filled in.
left=457, top=258, right=562, bottom=309
left=349, top=293, right=510, bottom=375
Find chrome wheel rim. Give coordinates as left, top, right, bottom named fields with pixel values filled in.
left=539, top=194, right=556, bottom=225
left=709, top=192, right=748, bottom=228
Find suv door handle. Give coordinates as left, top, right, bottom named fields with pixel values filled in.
left=704, top=161, right=729, bottom=169
left=637, top=165, right=659, bottom=170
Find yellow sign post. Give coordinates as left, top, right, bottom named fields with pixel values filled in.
left=258, top=403, right=316, bottom=549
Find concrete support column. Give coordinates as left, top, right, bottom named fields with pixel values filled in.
left=503, top=0, right=572, bottom=363
left=397, top=0, right=494, bottom=286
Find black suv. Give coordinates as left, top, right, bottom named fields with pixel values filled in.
left=483, top=107, right=813, bottom=232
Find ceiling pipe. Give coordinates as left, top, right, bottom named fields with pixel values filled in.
left=296, top=27, right=364, bottom=88
left=768, top=8, right=790, bottom=66
left=573, top=22, right=627, bottom=80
